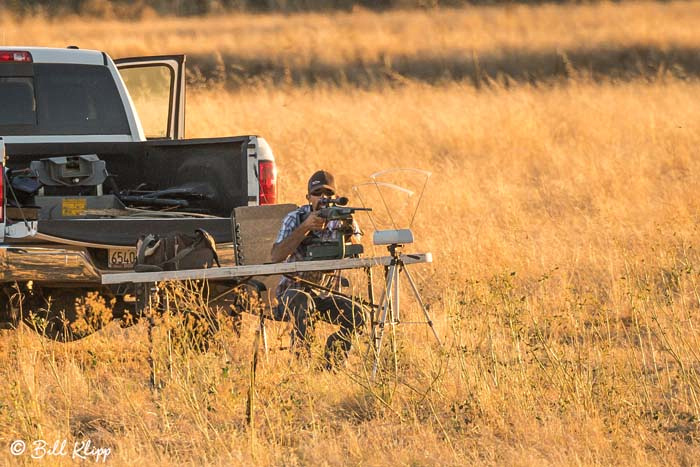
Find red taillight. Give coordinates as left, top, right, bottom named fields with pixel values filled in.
left=258, top=160, right=277, bottom=205
left=0, top=51, right=32, bottom=63
left=0, top=165, right=4, bottom=224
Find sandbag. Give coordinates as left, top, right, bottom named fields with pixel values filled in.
left=135, top=228, right=220, bottom=272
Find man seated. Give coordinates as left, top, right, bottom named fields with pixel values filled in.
left=270, top=170, right=365, bottom=369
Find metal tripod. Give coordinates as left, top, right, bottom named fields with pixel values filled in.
left=371, top=244, right=441, bottom=378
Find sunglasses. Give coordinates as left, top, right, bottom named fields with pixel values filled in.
left=310, top=189, right=334, bottom=197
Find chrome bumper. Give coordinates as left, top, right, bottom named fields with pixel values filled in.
left=0, top=246, right=102, bottom=282
left=0, top=244, right=236, bottom=284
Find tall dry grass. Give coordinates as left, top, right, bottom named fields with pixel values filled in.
left=1, top=1, right=699, bottom=66
left=2, top=3, right=700, bottom=466
left=1, top=77, right=699, bottom=465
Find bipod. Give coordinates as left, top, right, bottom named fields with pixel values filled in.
left=371, top=243, right=441, bottom=379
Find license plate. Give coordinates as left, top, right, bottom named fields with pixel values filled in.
left=108, top=248, right=136, bottom=269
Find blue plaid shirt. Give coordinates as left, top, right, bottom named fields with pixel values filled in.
left=274, top=204, right=361, bottom=297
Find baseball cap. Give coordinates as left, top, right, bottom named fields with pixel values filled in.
left=308, top=170, right=336, bottom=194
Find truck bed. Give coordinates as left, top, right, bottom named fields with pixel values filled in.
left=5, top=137, right=251, bottom=223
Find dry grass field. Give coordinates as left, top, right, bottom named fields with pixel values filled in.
left=3, top=2, right=700, bottom=62
left=2, top=2, right=700, bottom=465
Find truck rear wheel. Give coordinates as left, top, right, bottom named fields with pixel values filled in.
left=22, top=287, right=113, bottom=342
left=0, top=285, right=21, bottom=330
left=141, top=281, right=220, bottom=352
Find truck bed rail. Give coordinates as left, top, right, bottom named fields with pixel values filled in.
left=101, top=253, right=432, bottom=284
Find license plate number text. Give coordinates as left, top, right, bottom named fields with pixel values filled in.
left=108, top=248, right=136, bottom=269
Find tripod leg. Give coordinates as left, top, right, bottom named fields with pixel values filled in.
left=394, top=262, right=400, bottom=324
left=368, top=266, right=387, bottom=358
left=402, top=265, right=442, bottom=346
left=389, top=276, right=398, bottom=375
left=389, top=263, right=400, bottom=374
left=372, top=264, right=396, bottom=378
left=365, top=266, right=375, bottom=336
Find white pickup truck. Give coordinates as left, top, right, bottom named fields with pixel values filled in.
left=0, top=46, right=281, bottom=340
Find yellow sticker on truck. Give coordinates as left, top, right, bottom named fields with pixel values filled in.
left=62, top=198, right=87, bottom=216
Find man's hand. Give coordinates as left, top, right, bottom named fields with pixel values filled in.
left=301, top=210, right=325, bottom=231
left=270, top=210, right=325, bottom=263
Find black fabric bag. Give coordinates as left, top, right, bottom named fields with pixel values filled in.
left=135, top=228, right=220, bottom=272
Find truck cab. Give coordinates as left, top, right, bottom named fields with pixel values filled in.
left=3, top=47, right=153, bottom=143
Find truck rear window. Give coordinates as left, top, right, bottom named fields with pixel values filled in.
left=0, top=77, right=36, bottom=126
left=0, top=64, right=130, bottom=136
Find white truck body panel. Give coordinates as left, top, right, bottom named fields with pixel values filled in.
left=1, top=47, right=275, bottom=204
left=1, top=46, right=105, bottom=65
left=2, top=47, right=145, bottom=143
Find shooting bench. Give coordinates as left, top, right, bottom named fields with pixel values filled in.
left=100, top=204, right=435, bottom=377
left=101, top=251, right=432, bottom=284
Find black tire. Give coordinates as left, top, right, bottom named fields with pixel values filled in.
left=0, top=286, right=19, bottom=330
left=22, top=287, right=113, bottom=342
